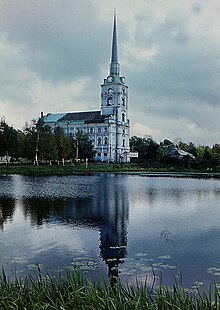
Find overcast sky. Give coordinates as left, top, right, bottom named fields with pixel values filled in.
left=0, top=0, right=220, bottom=145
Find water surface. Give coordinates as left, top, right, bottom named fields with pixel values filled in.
left=1, top=173, right=220, bottom=291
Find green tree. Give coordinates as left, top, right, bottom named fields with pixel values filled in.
left=195, top=145, right=205, bottom=159
left=178, top=141, right=196, bottom=156
left=203, top=146, right=212, bottom=160
left=130, top=136, right=159, bottom=160
left=70, top=131, right=96, bottom=161
left=38, top=125, right=57, bottom=165
left=212, top=144, right=220, bottom=160
left=21, top=121, right=39, bottom=164
left=54, top=127, right=71, bottom=165
left=0, top=119, right=18, bottom=164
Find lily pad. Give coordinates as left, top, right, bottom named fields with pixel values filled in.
left=135, top=253, right=148, bottom=257
left=158, top=255, right=171, bottom=260
left=207, top=267, right=220, bottom=276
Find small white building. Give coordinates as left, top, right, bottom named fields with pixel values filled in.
left=0, top=156, right=10, bottom=164
left=43, top=12, right=131, bottom=163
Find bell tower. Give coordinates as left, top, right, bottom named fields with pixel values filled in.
left=100, top=10, right=130, bottom=163
left=101, top=10, right=128, bottom=118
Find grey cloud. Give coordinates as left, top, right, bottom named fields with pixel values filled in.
left=125, top=8, right=220, bottom=144
left=0, top=0, right=111, bottom=82
left=134, top=10, right=190, bottom=48
left=1, top=0, right=220, bottom=146
left=192, top=4, right=202, bottom=14
left=128, top=32, right=220, bottom=110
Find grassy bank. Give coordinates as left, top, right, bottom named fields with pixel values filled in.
left=1, top=163, right=220, bottom=177
left=0, top=267, right=219, bottom=309
left=0, top=163, right=145, bottom=176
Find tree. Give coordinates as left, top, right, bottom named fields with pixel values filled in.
left=203, top=146, right=212, bottom=161
left=178, top=141, right=196, bottom=157
left=70, top=131, right=96, bottom=161
left=38, top=125, right=57, bottom=165
left=195, top=145, right=205, bottom=159
left=21, top=121, right=39, bottom=164
left=130, top=136, right=160, bottom=160
left=212, top=144, right=220, bottom=160
left=0, top=119, right=18, bottom=164
left=54, top=127, right=71, bottom=165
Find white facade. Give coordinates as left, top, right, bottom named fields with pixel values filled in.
left=43, top=12, right=130, bottom=163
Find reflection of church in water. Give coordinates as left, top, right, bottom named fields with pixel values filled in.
left=36, top=177, right=128, bottom=280
left=0, top=175, right=129, bottom=280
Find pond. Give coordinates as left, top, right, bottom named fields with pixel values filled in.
left=0, top=173, right=220, bottom=292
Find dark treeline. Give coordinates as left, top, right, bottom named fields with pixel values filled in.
left=130, top=136, right=220, bottom=170
left=1, top=117, right=220, bottom=169
left=0, top=118, right=95, bottom=165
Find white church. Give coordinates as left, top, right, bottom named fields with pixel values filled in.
left=43, top=12, right=133, bottom=163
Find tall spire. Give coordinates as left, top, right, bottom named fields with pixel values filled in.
left=111, top=9, right=118, bottom=63
left=109, top=9, right=120, bottom=76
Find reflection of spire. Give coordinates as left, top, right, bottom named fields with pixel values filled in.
left=100, top=225, right=127, bottom=284
left=110, top=9, right=120, bottom=76
left=98, top=175, right=129, bottom=285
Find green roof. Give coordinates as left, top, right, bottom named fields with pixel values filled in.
left=43, top=113, right=66, bottom=123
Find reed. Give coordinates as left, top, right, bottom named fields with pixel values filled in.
left=1, top=266, right=220, bottom=309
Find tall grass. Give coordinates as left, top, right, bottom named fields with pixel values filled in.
left=1, top=266, right=220, bottom=309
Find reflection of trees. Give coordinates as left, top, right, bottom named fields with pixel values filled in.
left=21, top=197, right=99, bottom=227
left=0, top=197, right=15, bottom=230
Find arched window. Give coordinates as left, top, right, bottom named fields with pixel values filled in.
left=122, top=88, right=125, bottom=94
left=123, top=139, right=125, bottom=147
left=122, top=97, right=125, bottom=106
left=98, top=137, right=101, bottom=145
left=122, top=113, right=125, bottom=122
left=107, top=97, right=113, bottom=106
left=104, top=137, right=108, bottom=145
left=108, top=88, right=113, bottom=94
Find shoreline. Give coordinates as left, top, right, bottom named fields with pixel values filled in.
left=0, top=164, right=220, bottom=178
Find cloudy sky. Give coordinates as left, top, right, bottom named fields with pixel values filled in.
left=0, top=0, right=220, bottom=145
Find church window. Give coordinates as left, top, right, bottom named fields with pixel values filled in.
left=107, top=97, right=113, bottom=106
left=122, top=113, right=125, bottom=122
left=104, top=137, right=108, bottom=145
